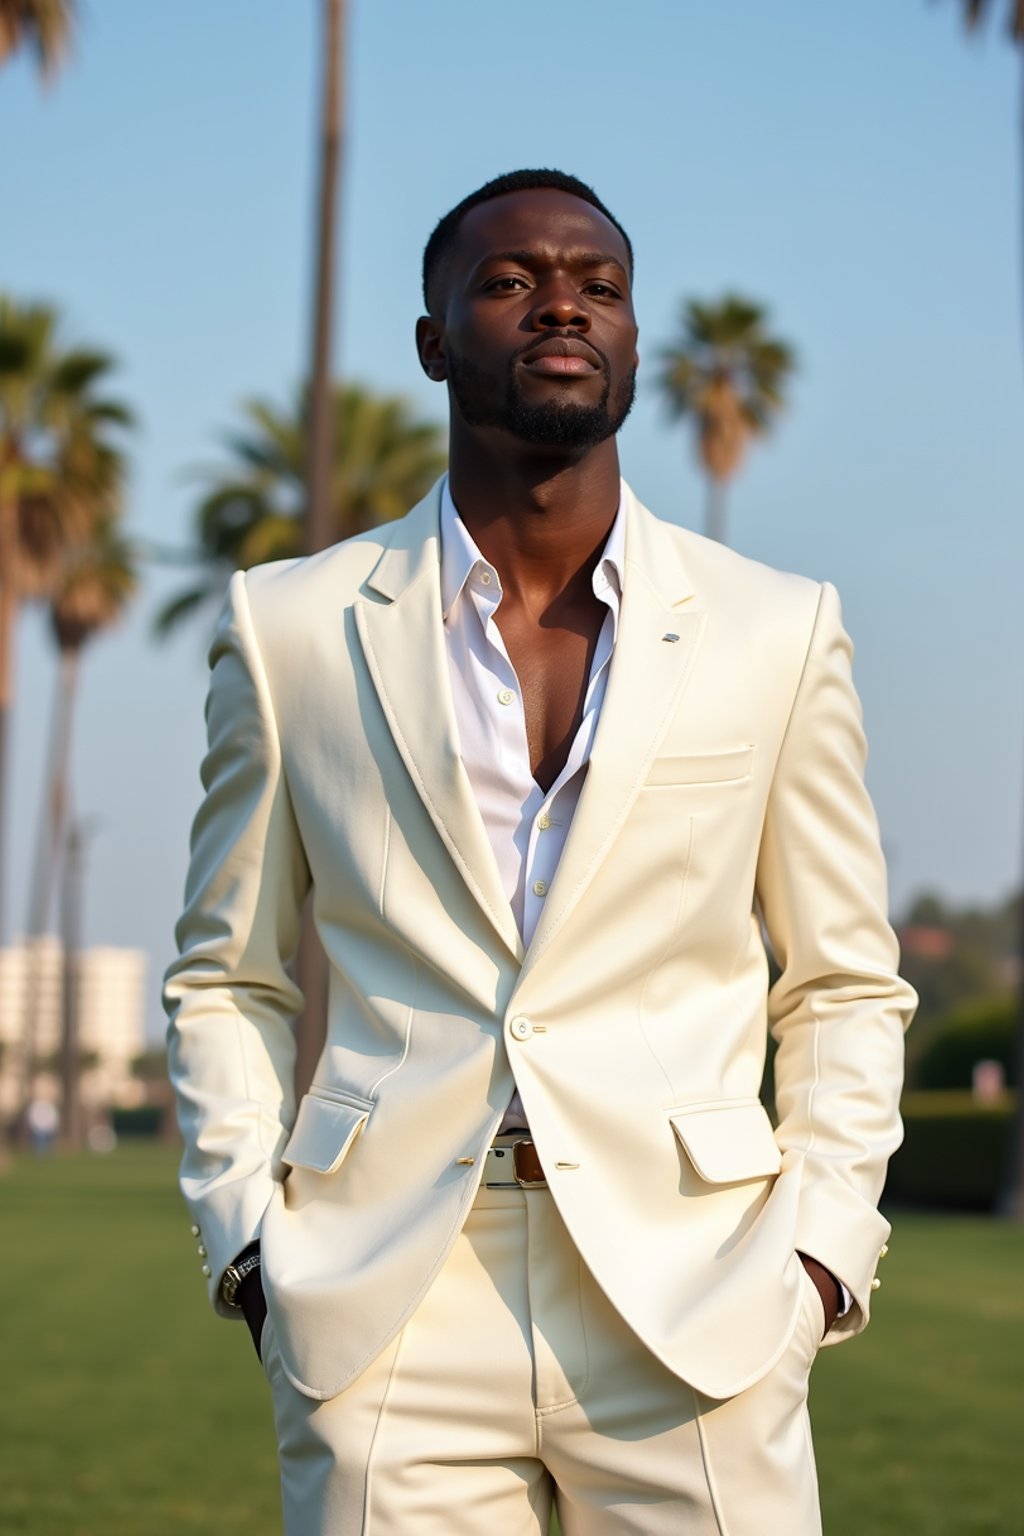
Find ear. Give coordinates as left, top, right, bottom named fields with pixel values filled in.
left=416, top=315, right=448, bottom=382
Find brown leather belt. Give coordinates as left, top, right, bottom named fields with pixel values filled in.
left=484, top=1137, right=546, bottom=1188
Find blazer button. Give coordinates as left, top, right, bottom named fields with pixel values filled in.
left=871, top=1277, right=881, bottom=1291
left=201, top=1264, right=212, bottom=1278
left=510, top=1017, right=533, bottom=1041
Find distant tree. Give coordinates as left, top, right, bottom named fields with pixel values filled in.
left=898, top=888, right=1019, bottom=1032
left=657, top=295, right=796, bottom=546
left=154, top=383, right=447, bottom=636
left=0, top=0, right=77, bottom=80
left=38, top=511, right=138, bottom=922
left=15, top=455, right=136, bottom=1144
left=906, top=891, right=952, bottom=927
left=0, top=297, right=133, bottom=944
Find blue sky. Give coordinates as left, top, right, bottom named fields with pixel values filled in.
left=2, top=0, right=1021, bottom=1038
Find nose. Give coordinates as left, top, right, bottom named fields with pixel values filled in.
left=530, top=277, right=590, bottom=333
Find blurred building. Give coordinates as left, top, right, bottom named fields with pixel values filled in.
left=0, top=937, right=147, bottom=1121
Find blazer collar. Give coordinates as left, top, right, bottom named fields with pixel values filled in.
left=356, top=481, right=523, bottom=961
left=364, top=477, right=692, bottom=607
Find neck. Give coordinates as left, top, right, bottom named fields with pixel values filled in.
left=446, top=429, right=621, bottom=603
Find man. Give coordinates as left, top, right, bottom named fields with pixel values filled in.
left=165, top=169, right=916, bottom=1534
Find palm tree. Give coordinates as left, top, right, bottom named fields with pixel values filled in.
left=154, top=382, right=447, bottom=636
left=15, top=416, right=135, bottom=1142
left=46, top=514, right=136, bottom=1147
left=30, top=512, right=136, bottom=945
left=0, top=0, right=76, bottom=79
left=657, top=296, right=796, bottom=546
left=0, top=297, right=132, bottom=941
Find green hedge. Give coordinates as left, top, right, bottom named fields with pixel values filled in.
left=910, top=995, right=1016, bottom=1091
left=884, top=1091, right=1016, bottom=1211
left=111, top=1106, right=165, bottom=1139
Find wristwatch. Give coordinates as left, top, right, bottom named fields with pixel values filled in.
left=220, top=1243, right=261, bottom=1309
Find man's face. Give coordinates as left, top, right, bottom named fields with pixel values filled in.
left=419, top=188, right=639, bottom=450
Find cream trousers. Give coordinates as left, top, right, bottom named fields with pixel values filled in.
left=260, top=1182, right=824, bottom=1535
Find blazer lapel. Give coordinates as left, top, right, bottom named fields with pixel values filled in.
left=521, top=488, right=706, bottom=971
left=355, top=484, right=523, bottom=962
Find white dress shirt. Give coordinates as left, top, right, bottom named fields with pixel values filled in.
left=439, top=478, right=624, bottom=1131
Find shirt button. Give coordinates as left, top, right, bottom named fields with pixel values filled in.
left=537, top=814, right=551, bottom=831
left=497, top=688, right=515, bottom=706
left=532, top=880, right=548, bottom=897
left=510, top=1017, right=533, bottom=1040
left=479, top=570, right=492, bottom=586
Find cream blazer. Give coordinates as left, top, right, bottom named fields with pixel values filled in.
left=165, top=479, right=915, bottom=1403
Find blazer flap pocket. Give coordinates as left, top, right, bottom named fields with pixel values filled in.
left=670, top=1100, right=781, bottom=1183
left=282, top=1091, right=371, bottom=1175
left=646, top=747, right=754, bottom=787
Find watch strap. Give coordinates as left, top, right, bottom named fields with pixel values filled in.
left=220, top=1242, right=261, bottom=1309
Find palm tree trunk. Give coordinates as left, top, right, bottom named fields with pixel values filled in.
left=14, top=646, right=80, bottom=1137
left=58, top=819, right=86, bottom=1152
left=0, top=491, right=20, bottom=947
left=27, top=647, right=78, bottom=946
left=306, top=0, right=344, bottom=556
left=705, top=476, right=728, bottom=545
left=295, top=0, right=346, bottom=1099
left=998, top=46, right=1024, bottom=1221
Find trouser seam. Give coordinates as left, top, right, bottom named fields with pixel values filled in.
left=361, top=1328, right=408, bottom=1536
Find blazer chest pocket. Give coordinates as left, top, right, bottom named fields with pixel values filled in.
left=669, top=1099, right=781, bottom=1184
left=282, top=1086, right=374, bottom=1175
left=646, top=746, right=754, bottom=788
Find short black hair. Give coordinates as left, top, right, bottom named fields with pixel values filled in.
left=422, top=168, right=633, bottom=314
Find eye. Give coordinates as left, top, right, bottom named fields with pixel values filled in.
left=583, top=280, right=621, bottom=299
left=484, top=275, right=530, bottom=293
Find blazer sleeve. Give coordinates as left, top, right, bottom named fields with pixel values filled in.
left=164, top=569, right=310, bottom=1314
left=755, top=580, right=917, bottom=1341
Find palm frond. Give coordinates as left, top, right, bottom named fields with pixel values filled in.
left=159, top=381, right=446, bottom=640
left=0, top=0, right=77, bottom=79
left=152, top=585, right=220, bottom=639
left=655, top=292, right=797, bottom=492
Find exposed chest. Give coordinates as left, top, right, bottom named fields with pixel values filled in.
left=495, top=598, right=606, bottom=792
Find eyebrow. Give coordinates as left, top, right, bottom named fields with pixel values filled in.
left=476, top=249, right=630, bottom=280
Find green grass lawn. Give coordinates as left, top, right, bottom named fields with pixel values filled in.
left=2, top=1146, right=1022, bottom=1534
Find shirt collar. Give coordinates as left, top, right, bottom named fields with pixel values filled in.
left=439, top=475, right=625, bottom=623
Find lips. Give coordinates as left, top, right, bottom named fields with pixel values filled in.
left=518, top=337, right=603, bottom=376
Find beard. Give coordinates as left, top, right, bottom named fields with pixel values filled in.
left=446, top=342, right=636, bottom=449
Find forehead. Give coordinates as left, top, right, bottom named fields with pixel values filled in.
left=454, top=188, right=630, bottom=276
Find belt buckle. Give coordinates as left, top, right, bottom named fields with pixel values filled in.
left=512, top=1139, right=546, bottom=1189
